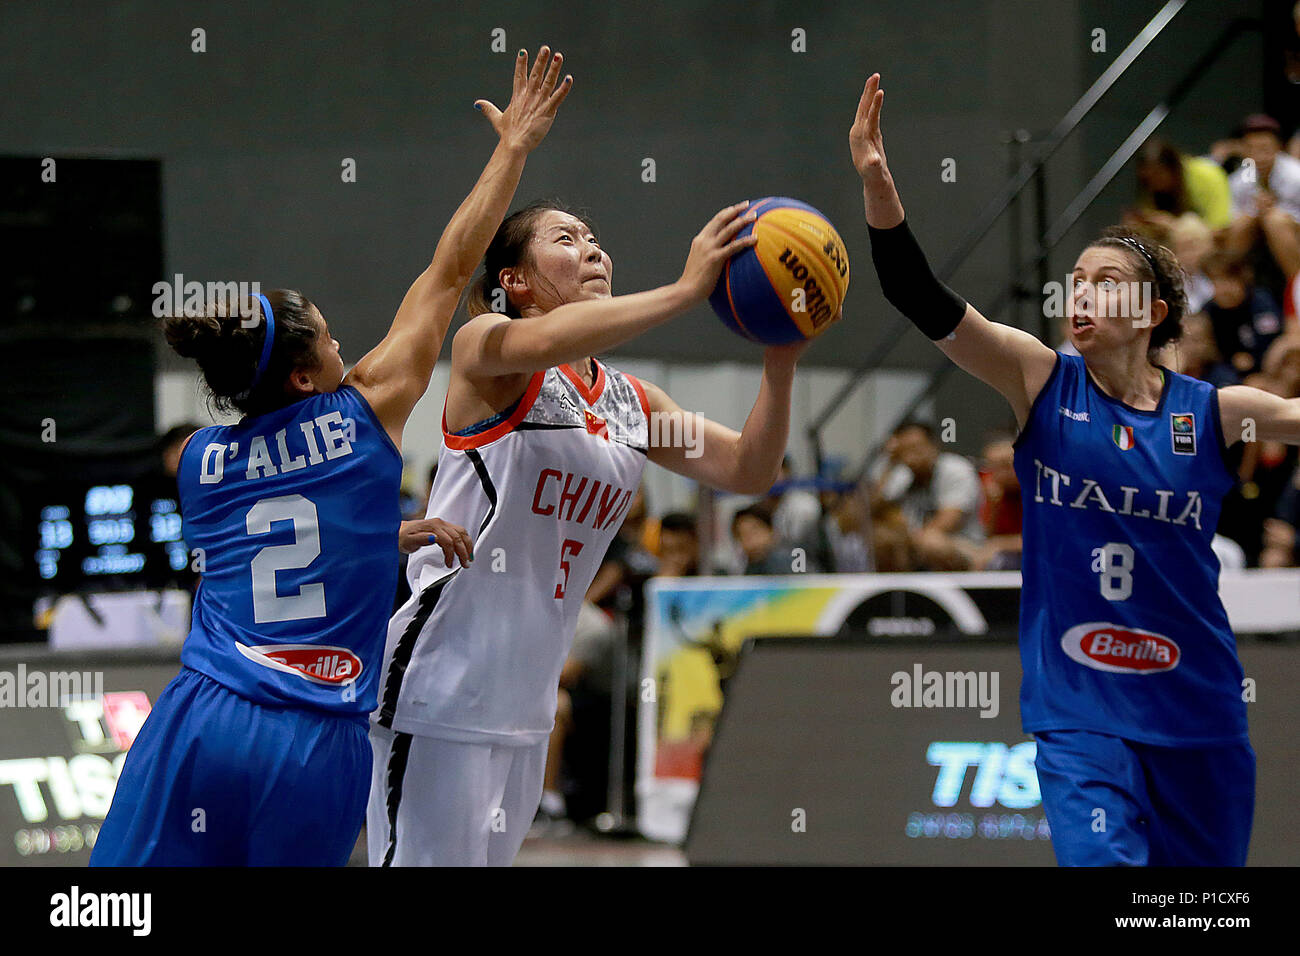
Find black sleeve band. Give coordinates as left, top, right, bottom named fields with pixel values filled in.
left=867, top=219, right=968, bottom=340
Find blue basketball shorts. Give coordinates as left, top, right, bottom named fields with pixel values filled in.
left=89, top=666, right=370, bottom=866
left=1033, top=729, right=1255, bottom=866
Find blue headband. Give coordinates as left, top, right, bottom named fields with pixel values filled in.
left=247, top=293, right=276, bottom=392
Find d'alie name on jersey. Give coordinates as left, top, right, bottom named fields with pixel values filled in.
left=1030, top=457, right=1205, bottom=530
left=197, top=411, right=356, bottom=485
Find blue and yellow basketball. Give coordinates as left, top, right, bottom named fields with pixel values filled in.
left=708, top=197, right=849, bottom=345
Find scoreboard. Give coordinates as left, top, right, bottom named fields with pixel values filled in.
left=32, top=477, right=192, bottom=593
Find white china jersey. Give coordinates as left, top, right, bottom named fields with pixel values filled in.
left=373, top=360, right=650, bottom=744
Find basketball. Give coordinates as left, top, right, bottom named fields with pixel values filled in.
left=708, top=196, right=850, bottom=344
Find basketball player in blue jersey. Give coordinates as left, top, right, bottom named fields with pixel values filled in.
left=90, top=47, right=573, bottom=866
left=368, top=201, right=813, bottom=864
left=851, top=74, right=1300, bottom=866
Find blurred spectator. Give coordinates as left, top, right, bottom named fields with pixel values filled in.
left=1129, top=137, right=1232, bottom=231
left=868, top=495, right=915, bottom=571
left=656, top=511, right=700, bottom=577
left=1261, top=332, right=1300, bottom=396
left=1169, top=214, right=1217, bottom=314
left=763, top=455, right=823, bottom=557
left=587, top=484, right=658, bottom=632
left=971, top=433, right=1023, bottom=570
left=157, top=422, right=202, bottom=479
left=1261, top=467, right=1300, bottom=567
left=1229, top=114, right=1300, bottom=220
left=871, top=421, right=983, bottom=571
left=732, top=502, right=813, bottom=574
left=819, top=486, right=873, bottom=572
left=1226, top=114, right=1300, bottom=299
left=1203, top=251, right=1285, bottom=375
left=1216, top=371, right=1299, bottom=565
left=544, top=600, right=621, bottom=830
left=1168, top=312, right=1242, bottom=388
left=155, top=422, right=203, bottom=593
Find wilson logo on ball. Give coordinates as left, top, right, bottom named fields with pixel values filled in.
left=1059, top=623, right=1180, bottom=674
left=709, top=196, right=849, bottom=345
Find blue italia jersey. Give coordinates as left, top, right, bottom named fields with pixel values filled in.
left=1013, top=352, right=1247, bottom=746
left=177, top=386, right=402, bottom=718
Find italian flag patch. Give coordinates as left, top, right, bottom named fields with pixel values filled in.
left=1112, top=425, right=1135, bottom=450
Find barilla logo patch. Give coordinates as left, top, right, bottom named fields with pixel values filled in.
left=236, top=642, right=362, bottom=684
left=1060, top=623, right=1180, bottom=674
left=584, top=409, right=609, bottom=440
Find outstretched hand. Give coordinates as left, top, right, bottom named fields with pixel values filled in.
left=849, top=73, right=887, bottom=179
left=678, top=201, right=759, bottom=301
left=475, top=46, right=573, bottom=153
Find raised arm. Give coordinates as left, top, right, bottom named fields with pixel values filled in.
left=1218, top=385, right=1300, bottom=445
left=850, top=73, right=1056, bottom=428
left=638, top=340, right=808, bottom=495
left=451, top=201, right=758, bottom=377
left=345, top=46, right=573, bottom=446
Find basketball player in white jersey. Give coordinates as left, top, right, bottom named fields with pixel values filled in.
left=368, top=195, right=812, bottom=865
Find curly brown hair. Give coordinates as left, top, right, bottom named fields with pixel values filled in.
left=162, top=288, right=322, bottom=418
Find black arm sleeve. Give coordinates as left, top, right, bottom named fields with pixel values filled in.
left=867, top=219, right=968, bottom=340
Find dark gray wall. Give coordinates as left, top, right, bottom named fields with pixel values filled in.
left=0, top=0, right=1263, bottom=392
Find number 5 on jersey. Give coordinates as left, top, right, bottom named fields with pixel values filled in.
left=556, top=538, right=584, bottom=599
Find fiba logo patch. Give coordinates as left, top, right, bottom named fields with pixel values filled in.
left=1171, top=413, right=1196, bottom=455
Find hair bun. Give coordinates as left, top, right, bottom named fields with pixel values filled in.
left=163, top=313, right=224, bottom=359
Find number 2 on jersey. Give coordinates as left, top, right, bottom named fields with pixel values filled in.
left=247, top=494, right=327, bottom=623
left=555, top=538, right=584, bottom=599
left=1092, top=542, right=1134, bottom=601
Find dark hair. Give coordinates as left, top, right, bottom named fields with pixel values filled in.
left=163, top=288, right=322, bottom=418
left=1088, top=227, right=1187, bottom=352
left=892, top=419, right=937, bottom=443
left=157, top=422, right=203, bottom=453
left=660, top=512, right=697, bottom=535
left=1135, top=138, right=1189, bottom=215
left=731, top=503, right=775, bottom=534
left=466, top=199, right=600, bottom=318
